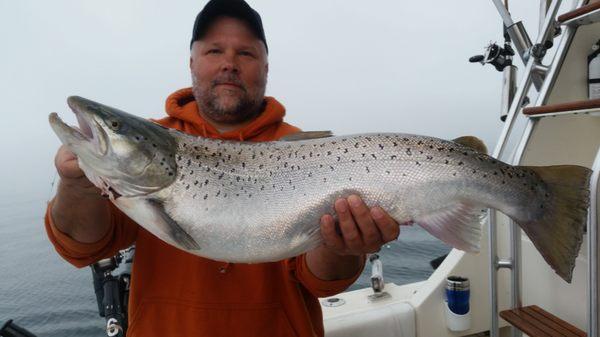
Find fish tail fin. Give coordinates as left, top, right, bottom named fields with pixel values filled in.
left=515, top=165, right=592, bottom=283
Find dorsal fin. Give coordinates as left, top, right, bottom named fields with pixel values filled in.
left=279, top=131, right=334, bottom=141
left=452, top=136, right=487, bottom=154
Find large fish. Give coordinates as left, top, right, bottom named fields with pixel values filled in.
left=49, top=96, right=591, bottom=282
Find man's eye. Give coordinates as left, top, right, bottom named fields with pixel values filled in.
left=239, top=51, right=255, bottom=57
left=207, top=49, right=221, bottom=54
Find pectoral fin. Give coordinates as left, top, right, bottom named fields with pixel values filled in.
left=112, top=197, right=200, bottom=251
left=147, top=199, right=201, bottom=251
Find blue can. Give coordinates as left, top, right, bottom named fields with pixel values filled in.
left=446, top=276, right=470, bottom=315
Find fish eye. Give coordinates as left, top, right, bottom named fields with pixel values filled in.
left=109, top=119, right=120, bottom=130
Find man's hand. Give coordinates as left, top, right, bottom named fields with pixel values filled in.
left=50, top=146, right=111, bottom=243
left=55, top=146, right=97, bottom=191
left=305, top=195, right=400, bottom=281
left=320, top=195, right=400, bottom=255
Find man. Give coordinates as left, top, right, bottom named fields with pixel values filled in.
left=45, top=0, right=400, bottom=336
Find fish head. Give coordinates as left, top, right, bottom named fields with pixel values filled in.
left=49, top=96, right=178, bottom=197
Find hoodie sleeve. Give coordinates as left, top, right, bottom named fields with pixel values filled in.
left=44, top=199, right=138, bottom=268
left=287, top=253, right=365, bottom=298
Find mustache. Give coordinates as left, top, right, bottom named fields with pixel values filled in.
left=212, top=76, right=246, bottom=92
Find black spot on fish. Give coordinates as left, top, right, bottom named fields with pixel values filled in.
left=177, top=155, right=182, bottom=161
left=415, top=161, right=421, bottom=166
left=327, top=151, right=332, bottom=156
left=406, top=148, right=412, bottom=156
left=218, top=173, right=224, bottom=180
left=152, top=143, right=157, bottom=148
left=194, top=180, right=199, bottom=185
left=417, top=141, right=423, bottom=145
left=386, top=170, right=390, bottom=174
left=348, top=177, right=353, bottom=181
left=378, top=144, right=384, bottom=150
left=458, top=161, right=463, bottom=165
left=330, top=166, right=335, bottom=171
left=365, top=166, right=370, bottom=173
left=390, top=155, right=397, bottom=160
left=203, top=194, right=208, bottom=200
left=323, top=177, right=327, bottom=183
left=463, top=152, right=468, bottom=156
left=393, top=142, right=398, bottom=147
left=169, top=172, right=173, bottom=176
left=427, top=156, right=433, bottom=160
left=187, top=159, right=191, bottom=166
left=445, top=160, right=449, bottom=164
left=185, top=185, right=190, bottom=190
left=371, top=154, right=377, bottom=159
left=343, top=148, right=349, bottom=153
left=483, top=174, right=487, bottom=178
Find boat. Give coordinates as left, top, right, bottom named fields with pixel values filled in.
left=321, top=0, right=600, bottom=336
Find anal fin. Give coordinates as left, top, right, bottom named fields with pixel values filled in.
left=415, top=202, right=486, bottom=253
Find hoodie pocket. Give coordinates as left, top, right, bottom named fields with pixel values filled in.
left=128, top=297, right=298, bottom=337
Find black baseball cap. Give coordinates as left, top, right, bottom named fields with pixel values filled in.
left=190, top=0, right=268, bottom=53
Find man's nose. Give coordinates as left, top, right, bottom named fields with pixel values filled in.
left=220, top=51, right=240, bottom=73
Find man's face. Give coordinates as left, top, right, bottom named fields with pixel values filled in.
left=190, top=17, right=268, bottom=125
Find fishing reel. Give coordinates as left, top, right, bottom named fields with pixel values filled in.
left=91, top=246, right=135, bottom=337
left=469, top=41, right=515, bottom=72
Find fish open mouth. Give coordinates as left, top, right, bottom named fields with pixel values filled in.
left=49, top=98, right=108, bottom=156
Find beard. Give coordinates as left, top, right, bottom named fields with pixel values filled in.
left=192, top=72, right=266, bottom=125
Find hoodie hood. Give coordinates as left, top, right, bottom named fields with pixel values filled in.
left=163, top=87, right=292, bottom=141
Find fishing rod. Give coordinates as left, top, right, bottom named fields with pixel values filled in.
left=469, top=0, right=517, bottom=122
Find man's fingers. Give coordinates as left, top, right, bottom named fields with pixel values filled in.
left=335, top=198, right=363, bottom=250
left=320, top=214, right=345, bottom=251
left=55, top=146, right=84, bottom=178
left=347, top=195, right=382, bottom=247
left=371, top=206, right=400, bottom=243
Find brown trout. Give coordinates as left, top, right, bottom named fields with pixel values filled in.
left=49, top=96, right=591, bottom=282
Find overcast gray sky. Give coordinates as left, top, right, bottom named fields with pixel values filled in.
left=0, top=0, right=550, bottom=201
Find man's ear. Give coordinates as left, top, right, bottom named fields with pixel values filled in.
left=265, top=62, right=269, bottom=74
left=190, top=56, right=193, bottom=69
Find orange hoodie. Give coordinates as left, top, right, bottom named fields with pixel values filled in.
left=45, top=88, right=362, bottom=337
